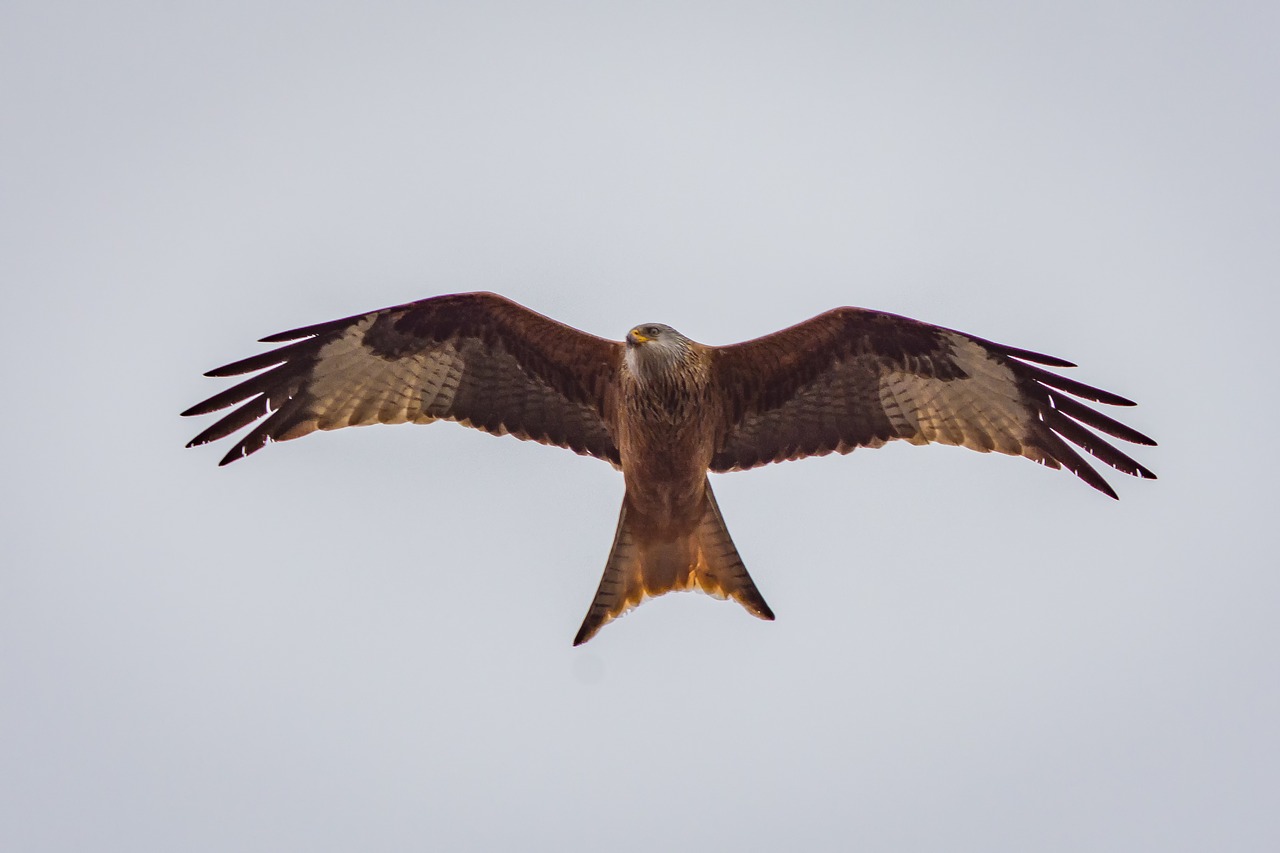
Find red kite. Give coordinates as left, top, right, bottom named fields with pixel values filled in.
left=184, top=292, right=1155, bottom=644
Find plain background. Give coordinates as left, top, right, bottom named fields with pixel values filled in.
left=3, top=2, right=1276, bottom=850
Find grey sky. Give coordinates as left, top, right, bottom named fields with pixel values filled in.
left=3, top=1, right=1276, bottom=850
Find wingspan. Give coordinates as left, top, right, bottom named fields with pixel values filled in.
left=709, top=308, right=1156, bottom=498
left=183, top=292, right=623, bottom=466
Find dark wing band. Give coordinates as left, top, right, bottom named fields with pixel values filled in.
left=709, top=308, right=1155, bottom=498
left=183, top=292, right=622, bottom=466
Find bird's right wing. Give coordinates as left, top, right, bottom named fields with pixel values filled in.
left=183, top=292, right=623, bottom=466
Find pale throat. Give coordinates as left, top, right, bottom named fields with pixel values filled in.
left=624, top=342, right=672, bottom=383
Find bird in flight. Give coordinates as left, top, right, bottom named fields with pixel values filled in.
left=184, top=292, right=1155, bottom=644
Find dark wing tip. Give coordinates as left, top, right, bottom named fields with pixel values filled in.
left=960, top=332, right=1077, bottom=368
left=1127, top=430, right=1157, bottom=447
left=205, top=361, right=270, bottom=378
left=1023, top=363, right=1140, bottom=407
left=1057, top=441, right=1120, bottom=499
left=1000, top=346, right=1077, bottom=368
left=259, top=314, right=360, bottom=343
left=203, top=340, right=316, bottom=377
left=260, top=329, right=309, bottom=344
left=1030, top=374, right=1155, bottom=495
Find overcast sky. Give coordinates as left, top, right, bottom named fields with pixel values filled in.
left=3, top=2, right=1277, bottom=850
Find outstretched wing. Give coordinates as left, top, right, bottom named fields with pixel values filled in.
left=183, top=292, right=623, bottom=466
left=710, top=308, right=1155, bottom=498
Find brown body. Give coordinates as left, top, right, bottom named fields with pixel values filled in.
left=580, top=333, right=769, bottom=644
left=183, top=292, right=1156, bottom=644
left=616, top=364, right=716, bottom=526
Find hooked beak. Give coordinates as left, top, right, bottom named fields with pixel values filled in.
left=627, top=328, right=651, bottom=345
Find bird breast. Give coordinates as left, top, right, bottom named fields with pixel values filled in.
left=615, top=366, right=720, bottom=530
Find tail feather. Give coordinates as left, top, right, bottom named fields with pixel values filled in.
left=573, top=482, right=773, bottom=645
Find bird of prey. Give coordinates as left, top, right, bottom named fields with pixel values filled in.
left=184, top=292, right=1155, bottom=644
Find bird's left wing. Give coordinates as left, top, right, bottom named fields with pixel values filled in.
left=184, top=292, right=623, bottom=466
left=709, top=307, right=1155, bottom=498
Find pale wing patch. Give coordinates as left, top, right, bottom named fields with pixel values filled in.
left=878, top=333, right=1030, bottom=455
left=295, top=317, right=464, bottom=431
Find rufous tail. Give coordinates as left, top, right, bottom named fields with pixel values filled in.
left=573, top=482, right=774, bottom=645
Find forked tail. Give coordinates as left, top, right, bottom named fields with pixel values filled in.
left=573, top=481, right=774, bottom=645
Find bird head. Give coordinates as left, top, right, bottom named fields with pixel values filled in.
left=626, top=323, right=676, bottom=346
left=624, top=323, right=697, bottom=381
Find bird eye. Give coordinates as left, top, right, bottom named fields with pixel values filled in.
left=646, top=326, right=661, bottom=337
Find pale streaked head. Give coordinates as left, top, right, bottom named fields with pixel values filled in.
left=624, top=323, right=696, bottom=381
